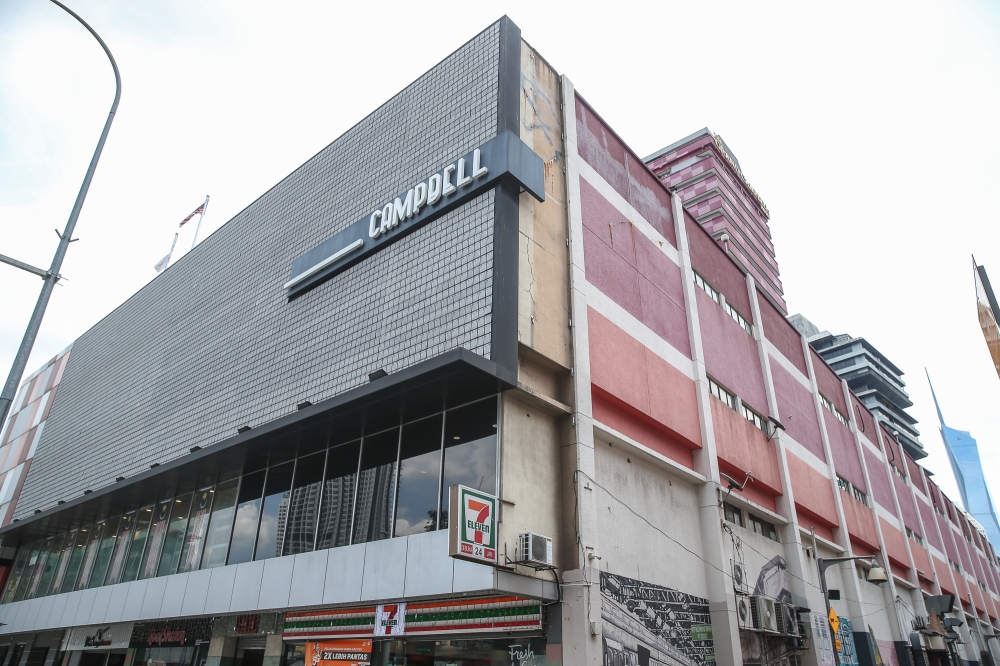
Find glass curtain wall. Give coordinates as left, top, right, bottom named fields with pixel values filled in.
left=0, top=394, right=499, bottom=603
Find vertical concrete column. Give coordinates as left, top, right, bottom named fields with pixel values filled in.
left=206, top=637, right=236, bottom=666
left=559, top=74, right=603, bottom=666
left=672, top=195, right=742, bottom=666
left=899, top=468, right=943, bottom=597
left=745, top=275, right=810, bottom=604
left=864, top=412, right=908, bottom=642
left=923, top=486, right=964, bottom=611
left=801, top=338, right=869, bottom=625
left=262, top=636, right=283, bottom=666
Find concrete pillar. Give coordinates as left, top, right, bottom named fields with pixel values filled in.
left=672, top=193, right=743, bottom=666
left=205, top=638, right=236, bottom=666
left=262, top=636, right=282, bottom=666
left=745, top=273, right=812, bottom=606
left=559, top=73, right=603, bottom=666
left=801, top=338, right=869, bottom=628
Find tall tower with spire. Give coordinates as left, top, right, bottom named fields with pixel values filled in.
left=927, top=370, right=1000, bottom=548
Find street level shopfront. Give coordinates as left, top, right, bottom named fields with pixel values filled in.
left=283, top=597, right=547, bottom=666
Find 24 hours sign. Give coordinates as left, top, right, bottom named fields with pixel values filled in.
left=448, top=485, right=498, bottom=565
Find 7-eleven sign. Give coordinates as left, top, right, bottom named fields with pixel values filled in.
left=448, top=485, right=498, bottom=565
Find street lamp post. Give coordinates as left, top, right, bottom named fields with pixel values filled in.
left=0, top=0, right=120, bottom=428
left=817, top=556, right=889, bottom=666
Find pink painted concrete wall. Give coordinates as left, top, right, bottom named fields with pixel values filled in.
left=587, top=308, right=702, bottom=451
left=770, top=359, right=825, bottom=461
left=842, top=491, right=879, bottom=551
left=786, top=452, right=838, bottom=527
left=711, top=396, right=781, bottom=496
left=685, top=214, right=752, bottom=318
left=865, top=447, right=896, bottom=511
left=581, top=178, right=691, bottom=357
left=919, top=500, right=943, bottom=551
left=758, top=289, right=806, bottom=375
left=811, top=349, right=849, bottom=416
left=575, top=96, right=675, bottom=245
left=696, top=289, right=768, bottom=415
left=880, top=517, right=910, bottom=569
left=826, top=413, right=866, bottom=491
left=893, top=473, right=919, bottom=535
left=851, top=396, right=877, bottom=443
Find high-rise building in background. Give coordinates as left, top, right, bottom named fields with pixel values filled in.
left=928, top=372, right=1000, bottom=548
left=974, top=257, right=1000, bottom=379
left=789, top=314, right=926, bottom=459
left=645, top=129, right=786, bottom=313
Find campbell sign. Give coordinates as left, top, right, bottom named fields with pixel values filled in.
left=448, top=485, right=498, bottom=565
left=284, top=130, right=544, bottom=298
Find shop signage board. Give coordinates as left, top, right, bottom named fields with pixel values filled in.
left=448, top=485, right=498, bottom=565
left=811, top=612, right=835, bottom=666
left=283, top=130, right=545, bottom=298
left=63, top=623, right=134, bottom=651
left=283, top=596, right=542, bottom=640
left=836, top=618, right=859, bottom=666
left=130, top=618, right=214, bottom=648
left=373, top=604, right=405, bottom=636
left=305, top=640, right=372, bottom=666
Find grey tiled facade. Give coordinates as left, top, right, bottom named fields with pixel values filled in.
left=14, top=23, right=501, bottom=518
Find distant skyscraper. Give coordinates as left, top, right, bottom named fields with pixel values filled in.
left=789, top=314, right=926, bottom=459
left=928, top=371, right=1000, bottom=548
left=974, top=257, right=1000, bottom=379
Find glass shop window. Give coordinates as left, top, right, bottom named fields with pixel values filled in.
left=315, top=440, right=360, bottom=551
left=227, top=470, right=265, bottom=565
left=1, top=545, right=31, bottom=603
left=282, top=451, right=326, bottom=557
left=89, top=515, right=121, bottom=588
left=352, top=428, right=399, bottom=545
left=75, top=522, right=107, bottom=590
left=201, top=479, right=239, bottom=569
left=158, top=493, right=194, bottom=576
left=177, top=488, right=215, bottom=573
left=56, top=529, right=88, bottom=595
left=22, top=537, right=54, bottom=600
left=139, top=501, right=173, bottom=579
left=121, top=507, right=153, bottom=583
left=33, top=534, right=65, bottom=598
left=255, top=462, right=294, bottom=561
left=440, top=398, right=498, bottom=528
left=394, top=414, right=443, bottom=537
left=47, top=530, right=79, bottom=595
left=104, top=513, right=136, bottom=585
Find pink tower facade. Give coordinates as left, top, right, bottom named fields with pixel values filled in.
left=645, top=129, right=785, bottom=313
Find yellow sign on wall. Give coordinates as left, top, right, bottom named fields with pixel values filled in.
left=828, top=606, right=840, bottom=635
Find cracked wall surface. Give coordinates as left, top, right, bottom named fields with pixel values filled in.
left=516, top=42, right=571, bottom=372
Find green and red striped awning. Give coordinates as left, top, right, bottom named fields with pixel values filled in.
left=283, top=596, right=542, bottom=639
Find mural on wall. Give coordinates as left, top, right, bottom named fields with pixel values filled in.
left=752, top=555, right=793, bottom=604
left=600, top=572, right=715, bottom=665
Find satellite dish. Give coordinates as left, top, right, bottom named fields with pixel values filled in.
left=721, top=472, right=744, bottom=492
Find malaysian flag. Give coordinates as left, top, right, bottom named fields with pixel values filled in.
left=179, top=202, right=206, bottom=228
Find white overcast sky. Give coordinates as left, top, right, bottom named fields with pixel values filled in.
left=2, top=0, right=999, bottom=506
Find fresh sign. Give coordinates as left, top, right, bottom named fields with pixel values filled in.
left=448, top=485, right=498, bottom=565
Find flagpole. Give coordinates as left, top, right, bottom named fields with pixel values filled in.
left=190, top=195, right=210, bottom=250
left=167, top=232, right=178, bottom=261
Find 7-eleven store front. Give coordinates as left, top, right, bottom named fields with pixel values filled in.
left=282, top=596, right=546, bottom=666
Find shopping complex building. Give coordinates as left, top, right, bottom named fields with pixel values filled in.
left=1, top=16, right=1000, bottom=666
